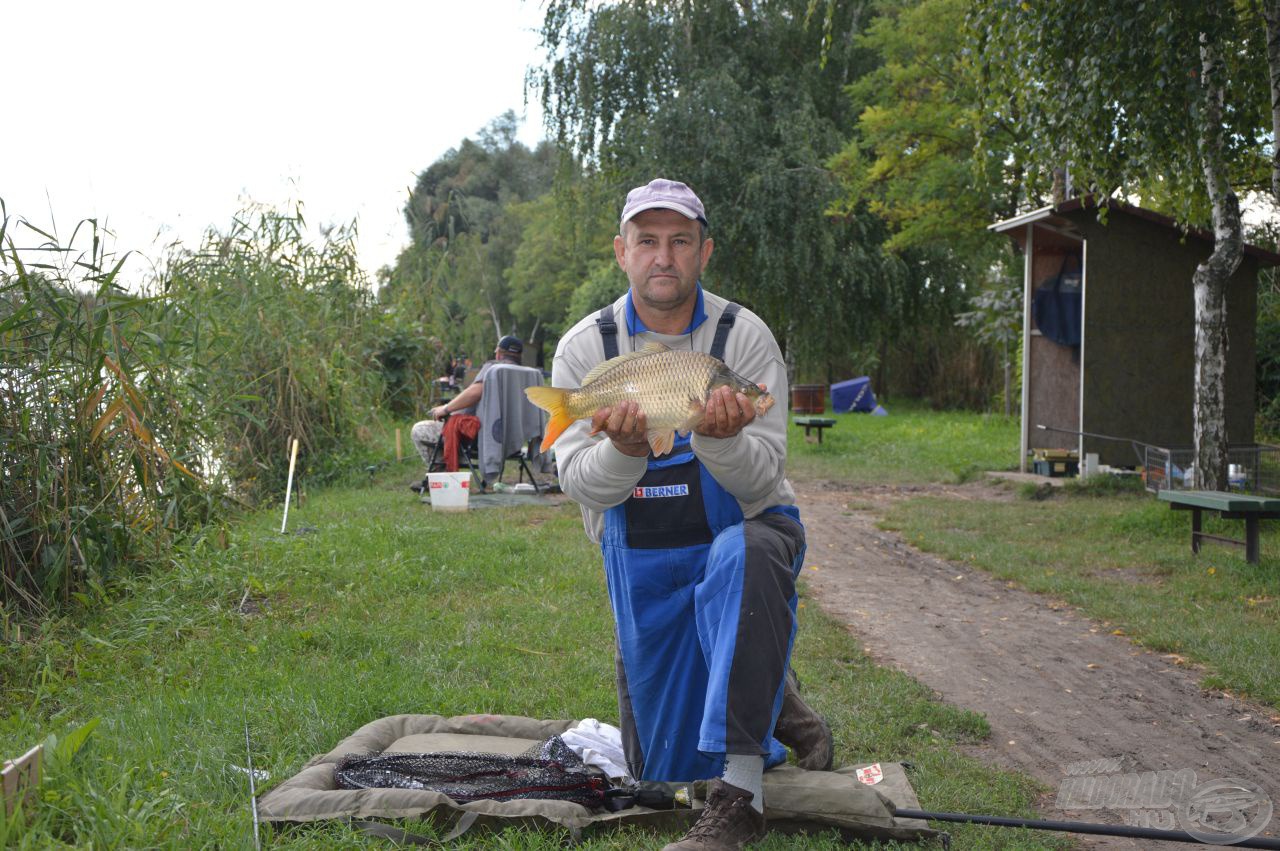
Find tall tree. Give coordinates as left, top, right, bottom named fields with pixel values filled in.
left=831, top=0, right=1027, bottom=261
left=403, top=111, right=557, bottom=248
left=532, top=0, right=939, bottom=376
left=973, top=0, right=1271, bottom=488
left=504, top=185, right=618, bottom=353
left=831, top=0, right=1031, bottom=411
left=382, top=114, right=562, bottom=363
left=1266, top=0, right=1280, bottom=203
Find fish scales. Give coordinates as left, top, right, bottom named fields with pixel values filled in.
left=566, top=349, right=724, bottom=430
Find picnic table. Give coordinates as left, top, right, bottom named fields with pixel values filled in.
left=793, top=416, right=837, bottom=444
left=1157, top=489, right=1280, bottom=564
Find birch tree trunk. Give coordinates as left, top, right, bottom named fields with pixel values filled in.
left=1192, top=31, right=1244, bottom=491
left=1265, top=0, right=1280, bottom=203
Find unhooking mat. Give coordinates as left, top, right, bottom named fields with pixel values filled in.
left=256, top=713, right=939, bottom=845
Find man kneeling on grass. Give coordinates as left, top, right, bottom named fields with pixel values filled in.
left=549, top=179, right=833, bottom=850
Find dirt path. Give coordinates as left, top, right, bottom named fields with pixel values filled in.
left=794, top=478, right=1280, bottom=849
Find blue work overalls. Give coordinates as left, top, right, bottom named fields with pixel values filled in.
left=594, top=302, right=806, bottom=783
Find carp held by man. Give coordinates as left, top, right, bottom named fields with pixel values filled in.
left=524, top=342, right=774, bottom=457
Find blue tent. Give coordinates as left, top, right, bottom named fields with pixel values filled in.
left=832, top=377, right=877, bottom=413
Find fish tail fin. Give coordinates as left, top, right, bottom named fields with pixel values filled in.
left=525, top=386, right=574, bottom=452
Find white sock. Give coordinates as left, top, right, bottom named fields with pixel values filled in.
left=721, top=753, right=764, bottom=813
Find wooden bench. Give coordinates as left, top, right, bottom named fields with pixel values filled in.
left=1157, top=490, right=1280, bottom=564
left=793, top=416, right=837, bottom=444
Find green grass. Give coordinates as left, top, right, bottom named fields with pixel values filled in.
left=0, top=462, right=1068, bottom=849
left=882, top=485, right=1280, bottom=708
left=787, top=398, right=1020, bottom=485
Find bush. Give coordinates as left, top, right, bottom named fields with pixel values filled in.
left=2, top=215, right=222, bottom=610
left=1, top=201, right=387, bottom=612
left=164, top=204, right=384, bottom=503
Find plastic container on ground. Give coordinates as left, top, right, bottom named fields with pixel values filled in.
left=427, top=472, right=471, bottom=510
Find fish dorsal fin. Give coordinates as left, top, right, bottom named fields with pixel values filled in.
left=582, top=341, right=671, bottom=385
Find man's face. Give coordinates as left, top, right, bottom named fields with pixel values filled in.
left=614, top=208, right=714, bottom=313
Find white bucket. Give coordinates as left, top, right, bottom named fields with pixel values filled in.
left=426, top=472, right=471, bottom=511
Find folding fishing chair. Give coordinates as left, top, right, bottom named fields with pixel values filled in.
left=475, top=364, right=552, bottom=493
left=501, top=435, right=549, bottom=492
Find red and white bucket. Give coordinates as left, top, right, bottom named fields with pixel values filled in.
left=426, top=472, right=471, bottom=511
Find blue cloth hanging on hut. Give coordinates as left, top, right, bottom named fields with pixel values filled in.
left=1032, top=255, right=1082, bottom=349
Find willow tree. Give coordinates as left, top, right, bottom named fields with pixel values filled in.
left=532, top=0, right=937, bottom=377
left=973, top=0, right=1272, bottom=489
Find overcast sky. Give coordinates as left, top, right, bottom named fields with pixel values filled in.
left=4, top=0, right=547, bottom=284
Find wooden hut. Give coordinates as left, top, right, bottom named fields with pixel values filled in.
left=990, top=198, right=1280, bottom=472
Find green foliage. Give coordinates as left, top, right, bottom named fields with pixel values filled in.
left=505, top=190, right=618, bottom=341
left=831, top=0, right=1024, bottom=260
left=1, top=213, right=226, bottom=612
left=955, top=272, right=1022, bottom=414
left=567, top=259, right=629, bottom=325
left=164, top=204, right=384, bottom=503
left=382, top=113, right=565, bottom=363
left=533, top=0, right=949, bottom=372
left=828, top=0, right=1037, bottom=411
left=402, top=111, right=558, bottom=248
left=970, top=0, right=1271, bottom=220
left=371, top=327, right=442, bottom=419
left=46, top=717, right=100, bottom=770
left=883, top=321, right=1005, bottom=410
left=1, top=200, right=390, bottom=612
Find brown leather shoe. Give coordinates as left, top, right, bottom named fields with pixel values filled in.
left=773, top=669, right=834, bottom=771
left=661, top=779, right=765, bottom=850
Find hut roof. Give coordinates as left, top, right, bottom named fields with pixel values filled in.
left=990, top=197, right=1280, bottom=267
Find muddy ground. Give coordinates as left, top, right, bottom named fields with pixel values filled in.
left=793, top=478, right=1280, bottom=849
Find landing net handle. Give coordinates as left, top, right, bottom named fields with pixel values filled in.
left=893, top=807, right=1280, bottom=848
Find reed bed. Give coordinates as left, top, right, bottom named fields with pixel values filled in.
left=0, top=201, right=389, bottom=614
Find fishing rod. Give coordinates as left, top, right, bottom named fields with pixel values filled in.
left=894, top=807, right=1280, bottom=848
left=243, top=703, right=262, bottom=851
left=1035, top=423, right=1158, bottom=467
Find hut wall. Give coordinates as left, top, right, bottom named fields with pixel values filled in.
left=1075, top=212, right=1257, bottom=466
